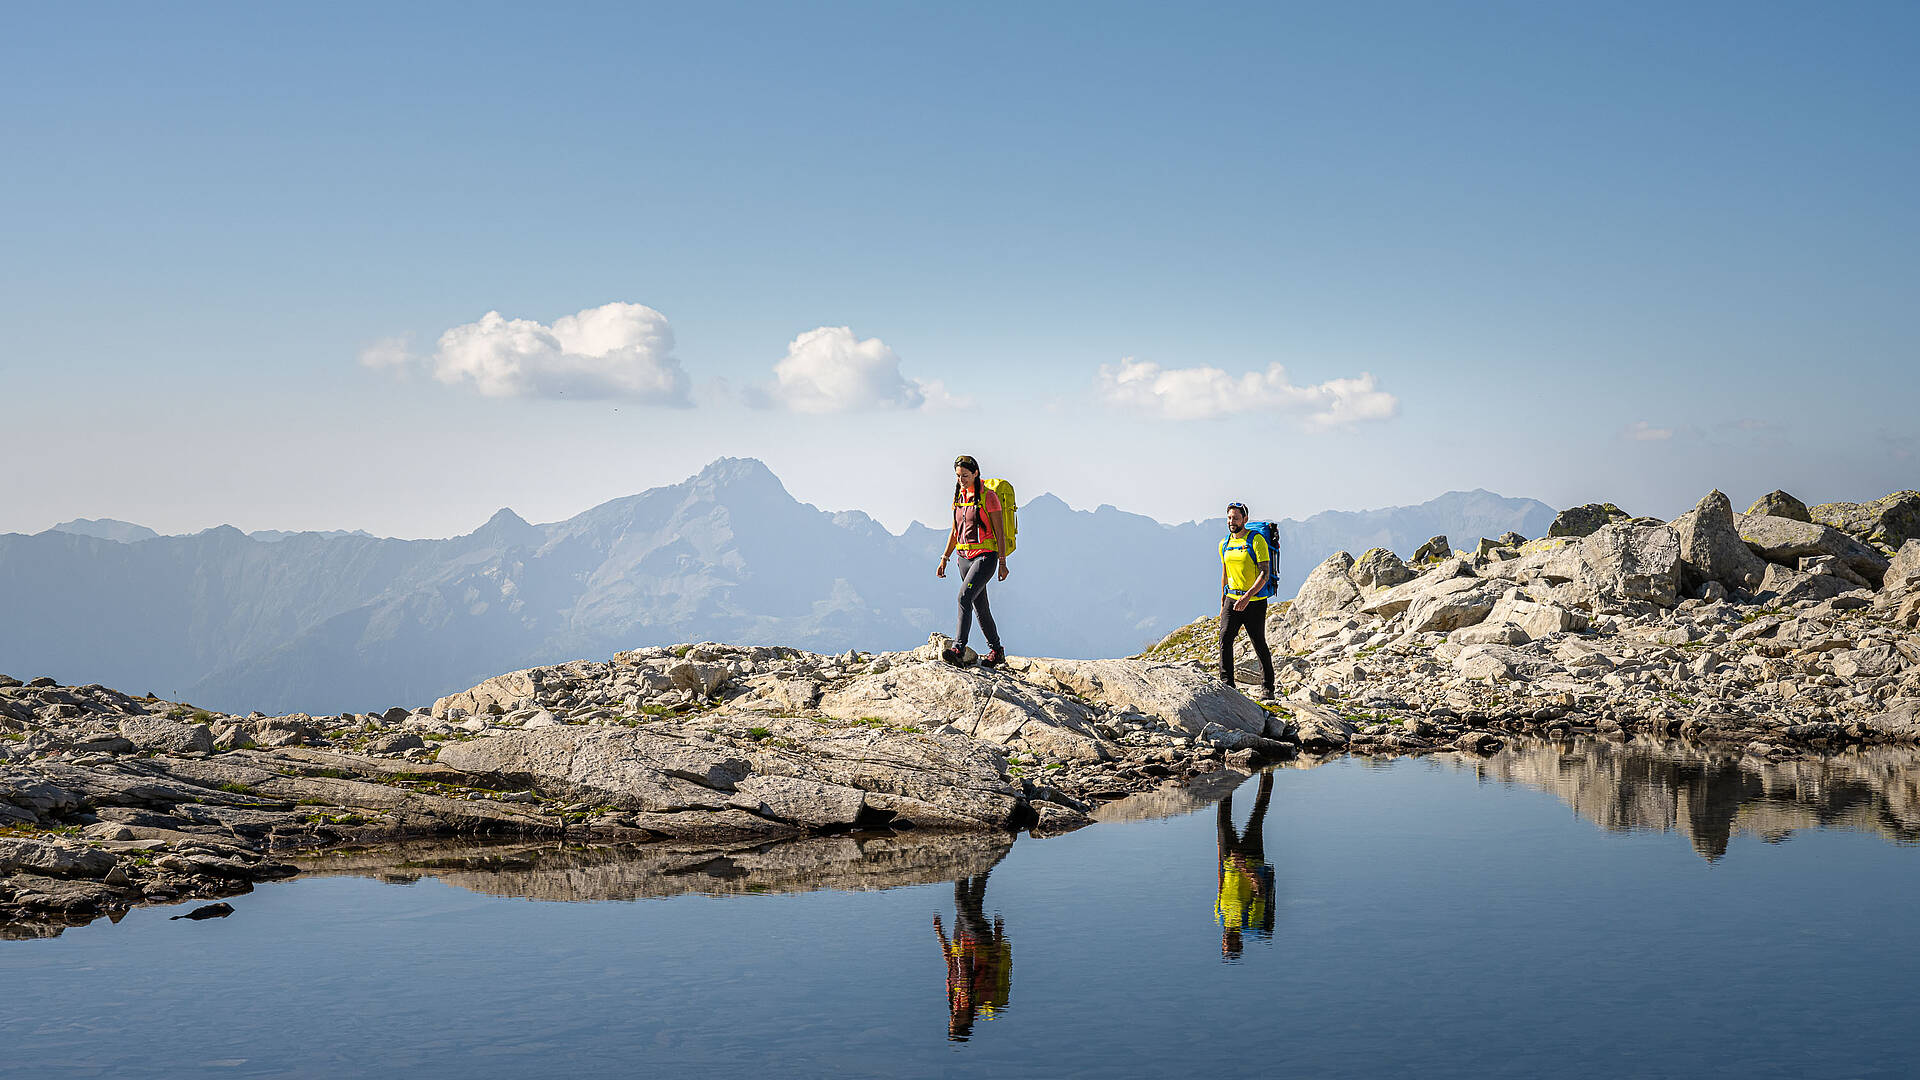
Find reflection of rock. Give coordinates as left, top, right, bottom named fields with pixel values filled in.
left=1089, top=769, right=1252, bottom=823
left=1447, top=736, right=1920, bottom=861
left=291, top=831, right=1013, bottom=903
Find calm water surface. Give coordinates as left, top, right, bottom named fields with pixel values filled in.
left=8, top=738, right=1919, bottom=1079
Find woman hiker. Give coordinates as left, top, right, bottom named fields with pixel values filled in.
left=937, top=454, right=1009, bottom=667
left=1219, top=501, right=1275, bottom=700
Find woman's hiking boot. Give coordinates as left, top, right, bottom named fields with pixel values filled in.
left=980, top=648, right=1006, bottom=668
left=941, top=644, right=966, bottom=666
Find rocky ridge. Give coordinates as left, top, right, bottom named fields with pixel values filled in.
left=6, top=485, right=1919, bottom=935
left=1, top=638, right=1288, bottom=933
left=1148, top=488, right=1920, bottom=759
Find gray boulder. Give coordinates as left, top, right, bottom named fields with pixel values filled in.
left=1881, top=540, right=1920, bottom=596
left=0, top=838, right=119, bottom=879
left=117, top=717, right=214, bottom=755
left=1286, top=703, right=1354, bottom=749
left=1737, top=513, right=1889, bottom=588
left=1547, top=503, right=1631, bottom=539
left=1448, top=622, right=1529, bottom=646
left=1411, top=536, right=1450, bottom=563
left=1542, top=523, right=1683, bottom=608
left=727, top=774, right=869, bottom=830
left=1360, top=556, right=1474, bottom=619
left=1486, top=595, right=1588, bottom=638
left=819, top=662, right=1108, bottom=762
left=1404, top=577, right=1501, bottom=633
left=1754, top=563, right=1854, bottom=605
left=1453, top=643, right=1526, bottom=681
left=1810, top=491, right=1920, bottom=552
left=433, top=669, right=540, bottom=720
left=1673, top=490, right=1768, bottom=592
left=1289, top=552, right=1362, bottom=620
left=1746, top=490, right=1811, bottom=522
left=1349, top=547, right=1414, bottom=591
left=1018, top=658, right=1274, bottom=739
left=1799, top=555, right=1872, bottom=591
left=437, top=727, right=750, bottom=812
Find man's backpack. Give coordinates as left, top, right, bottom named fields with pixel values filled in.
left=1227, top=520, right=1279, bottom=599
left=981, top=478, right=1018, bottom=556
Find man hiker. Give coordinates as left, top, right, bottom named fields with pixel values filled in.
left=938, top=454, right=1009, bottom=667
left=1216, top=771, right=1277, bottom=961
left=1219, top=501, right=1275, bottom=700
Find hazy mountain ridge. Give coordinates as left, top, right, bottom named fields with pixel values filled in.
left=1, top=458, right=1550, bottom=714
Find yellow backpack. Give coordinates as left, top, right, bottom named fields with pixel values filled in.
left=980, top=478, right=1019, bottom=556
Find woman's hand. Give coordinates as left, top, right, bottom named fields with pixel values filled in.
left=936, top=559, right=948, bottom=578
left=997, top=560, right=1009, bottom=582
left=1233, top=596, right=1248, bottom=612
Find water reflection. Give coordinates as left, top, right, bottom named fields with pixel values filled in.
left=1215, top=771, right=1276, bottom=961
left=292, top=829, right=1014, bottom=901
left=935, top=869, right=1013, bottom=1041
left=1451, top=737, right=1920, bottom=861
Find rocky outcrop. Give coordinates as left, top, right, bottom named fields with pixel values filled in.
left=1673, top=490, right=1769, bottom=593
left=1747, top=490, right=1811, bottom=522
left=1539, top=523, right=1683, bottom=609
left=1875, top=541, right=1920, bottom=629
left=1811, top=491, right=1920, bottom=553
left=1737, top=513, right=1890, bottom=588
left=1289, top=552, right=1361, bottom=621
left=1350, top=547, right=1414, bottom=591
left=9, top=484, right=1919, bottom=936
left=1144, top=487, right=1920, bottom=766
left=1, top=634, right=1311, bottom=933
left=1547, top=503, right=1631, bottom=539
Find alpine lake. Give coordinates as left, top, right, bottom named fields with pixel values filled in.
left=8, top=736, right=1918, bottom=1080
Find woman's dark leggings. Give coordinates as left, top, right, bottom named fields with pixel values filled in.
left=1219, top=597, right=1274, bottom=697
left=956, top=553, right=1002, bottom=652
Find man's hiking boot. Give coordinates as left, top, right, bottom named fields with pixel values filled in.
left=941, top=645, right=967, bottom=666
left=980, top=648, right=1006, bottom=668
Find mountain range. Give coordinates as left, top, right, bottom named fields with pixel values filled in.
left=1, top=458, right=1552, bottom=714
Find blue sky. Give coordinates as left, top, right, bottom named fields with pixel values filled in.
left=4, top=2, right=1915, bottom=537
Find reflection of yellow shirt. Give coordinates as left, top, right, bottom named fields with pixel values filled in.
left=1216, top=863, right=1264, bottom=931
left=944, top=936, right=1012, bottom=1016
left=1220, top=533, right=1271, bottom=600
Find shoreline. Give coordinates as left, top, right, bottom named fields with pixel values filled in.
left=7, top=499, right=1920, bottom=934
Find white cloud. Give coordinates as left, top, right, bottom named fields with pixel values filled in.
left=1094, top=358, right=1399, bottom=429
left=755, top=326, right=956, bottom=413
left=357, top=336, right=416, bottom=372
left=1625, top=420, right=1675, bottom=441
left=369, top=302, right=691, bottom=404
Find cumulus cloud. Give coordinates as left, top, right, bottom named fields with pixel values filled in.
left=1094, top=358, right=1399, bottom=429
left=365, top=302, right=691, bottom=404
left=754, top=326, right=958, bottom=413
left=357, top=336, right=415, bottom=372
left=1624, top=420, right=1675, bottom=441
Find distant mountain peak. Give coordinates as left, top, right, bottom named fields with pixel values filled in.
left=47, top=518, right=159, bottom=543
left=689, top=457, right=788, bottom=501
left=695, top=456, right=778, bottom=484
left=469, top=507, right=543, bottom=547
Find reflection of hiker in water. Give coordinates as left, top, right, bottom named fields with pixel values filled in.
left=1216, top=771, right=1276, bottom=961
left=933, top=870, right=1012, bottom=1041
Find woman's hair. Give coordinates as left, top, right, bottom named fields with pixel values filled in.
left=953, top=455, right=980, bottom=505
